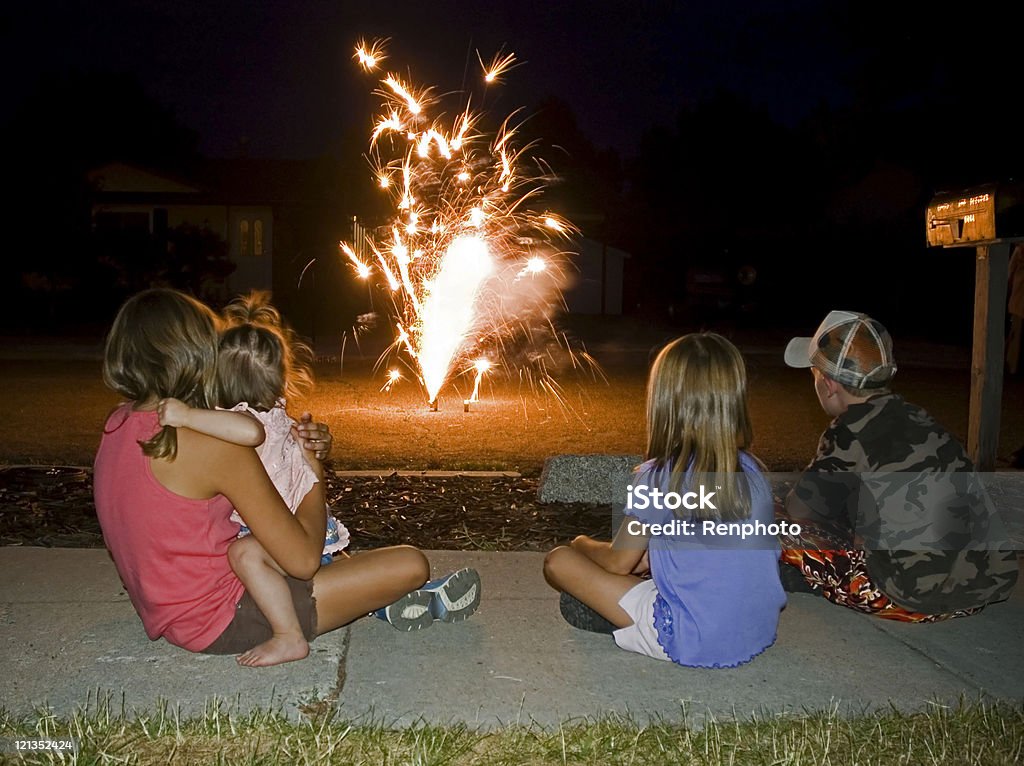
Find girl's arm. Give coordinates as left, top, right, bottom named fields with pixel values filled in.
left=570, top=517, right=649, bottom=575
left=158, top=397, right=265, bottom=448
left=291, top=445, right=327, bottom=549
left=150, top=429, right=322, bottom=579
left=215, top=446, right=321, bottom=579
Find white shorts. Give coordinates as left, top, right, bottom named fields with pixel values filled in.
left=612, top=579, right=671, bottom=662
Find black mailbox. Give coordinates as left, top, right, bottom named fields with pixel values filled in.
left=926, top=182, right=1024, bottom=247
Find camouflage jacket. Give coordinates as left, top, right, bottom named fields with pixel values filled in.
left=785, top=393, right=1017, bottom=614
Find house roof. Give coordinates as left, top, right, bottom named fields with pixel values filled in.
left=89, top=158, right=343, bottom=206
left=88, top=162, right=201, bottom=195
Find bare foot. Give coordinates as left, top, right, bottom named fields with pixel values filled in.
left=236, top=634, right=309, bottom=668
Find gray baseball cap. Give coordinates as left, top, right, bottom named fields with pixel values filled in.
left=785, top=310, right=897, bottom=388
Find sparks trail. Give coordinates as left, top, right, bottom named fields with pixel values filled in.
left=340, top=38, right=596, bottom=411
left=380, top=368, right=401, bottom=393
left=466, top=358, right=491, bottom=404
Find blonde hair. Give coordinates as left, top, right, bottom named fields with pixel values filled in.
left=645, top=333, right=755, bottom=521
left=103, top=289, right=220, bottom=460
left=217, top=291, right=313, bottom=411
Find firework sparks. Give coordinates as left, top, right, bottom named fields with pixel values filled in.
left=341, top=38, right=577, bottom=408
left=380, top=368, right=402, bottom=393
left=467, top=358, right=491, bottom=403
left=524, top=256, right=547, bottom=275
left=383, top=74, right=423, bottom=115
left=354, top=38, right=387, bottom=71
left=544, top=216, right=567, bottom=234
left=479, top=51, right=518, bottom=85
left=372, top=110, right=404, bottom=145
left=339, top=242, right=372, bottom=279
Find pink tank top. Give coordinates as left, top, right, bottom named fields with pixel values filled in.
left=94, top=405, right=245, bottom=651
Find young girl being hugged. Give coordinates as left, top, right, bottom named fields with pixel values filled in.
left=543, top=333, right=785, bottom=667
left=157, top=293, right=349, bottom=666
left=159, top=293, right=480, bottom=667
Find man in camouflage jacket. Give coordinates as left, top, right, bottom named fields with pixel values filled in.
left=778, top=311, right=1017, bottom=621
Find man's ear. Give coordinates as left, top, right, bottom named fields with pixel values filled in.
left=821, top=375, right=841, bottom=398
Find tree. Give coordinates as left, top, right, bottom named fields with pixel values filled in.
left=92, top=223, right=234, bottom=306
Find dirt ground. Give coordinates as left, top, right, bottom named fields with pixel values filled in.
left=2, top=348, right=1023, bottom=473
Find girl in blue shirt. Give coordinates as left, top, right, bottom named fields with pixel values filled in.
left=543, top=333, right=785, bottom=667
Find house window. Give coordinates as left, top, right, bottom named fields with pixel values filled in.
left=254, top=220, right=264, bottom=256
left=239, top=220, right=250, bottom=256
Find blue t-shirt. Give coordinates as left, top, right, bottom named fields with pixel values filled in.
left=626, top=452, right=785, bottom=667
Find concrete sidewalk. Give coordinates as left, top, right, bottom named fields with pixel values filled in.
left=1, top=548, right=1022, bottom=727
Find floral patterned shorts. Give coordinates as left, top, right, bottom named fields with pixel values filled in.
left=778, top=516, right=982, bottom=623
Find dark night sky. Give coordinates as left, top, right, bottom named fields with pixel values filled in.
left=3, top=0, right=868, bottom=159
left=0, top=0, right=1019, bottom=340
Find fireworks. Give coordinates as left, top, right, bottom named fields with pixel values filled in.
left=341, top=38, right=577, bottom=409
left=479, top=51, right=518, bottom=84
left=518, top=256, right=548, bottom=278
left=380, top=368, right=401, bottom=393
left=354, top=38, right=387, bottom=71
left=468, top=358, right=491, bottom=403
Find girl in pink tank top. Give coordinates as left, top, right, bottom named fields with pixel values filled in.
left=95, top=405, right=245, bottom=651
left=94, top=288, right=243, bottom=652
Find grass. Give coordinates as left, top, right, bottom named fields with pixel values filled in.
left=2, top=698, right=1022, bottom=765
left=3, top=354, right=1024, bottom=473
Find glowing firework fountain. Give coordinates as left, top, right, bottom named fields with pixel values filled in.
left=340, top=39, right=577, bottom=410
left=463, top=358, right=492, bottom=412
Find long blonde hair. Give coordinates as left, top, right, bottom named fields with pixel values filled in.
left=217, top=291, right=313, bottom=411
left=645, top=332, right=754, bottom=521
left=102, top=289, right=220, bottom=460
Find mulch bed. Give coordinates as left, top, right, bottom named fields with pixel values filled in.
left=0, top=466, right=610, bottom=551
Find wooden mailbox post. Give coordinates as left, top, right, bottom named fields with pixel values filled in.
left=926, top=183, right=1022, bottom=471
